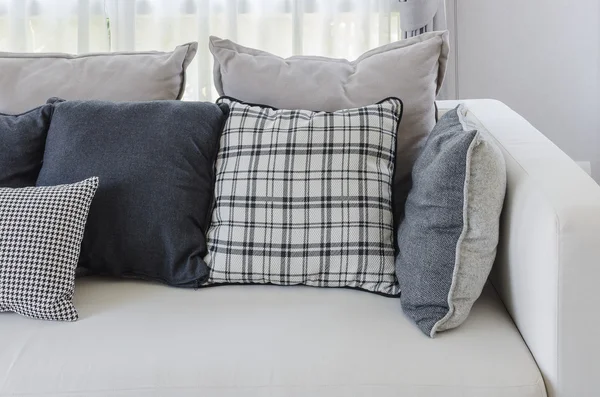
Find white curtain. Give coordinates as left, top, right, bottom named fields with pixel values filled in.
left=0, top=0, right=414, bottom=101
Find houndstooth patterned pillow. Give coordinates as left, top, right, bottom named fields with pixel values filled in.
left=0, top=177, right=98, bottom=321
left=205, top=97, right=402, bottom=295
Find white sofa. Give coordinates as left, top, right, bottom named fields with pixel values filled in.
left=2, top=100, right=599, bottom=397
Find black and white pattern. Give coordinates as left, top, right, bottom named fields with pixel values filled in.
left=205, top=98, right=402, bottom=295
left=0, top=178, right=98, bottom=321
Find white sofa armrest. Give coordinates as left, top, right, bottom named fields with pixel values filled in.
left=437, top=99, right=600, bottom=397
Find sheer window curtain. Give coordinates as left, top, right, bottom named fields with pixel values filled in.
left=0, top=0, right=448, bottom=100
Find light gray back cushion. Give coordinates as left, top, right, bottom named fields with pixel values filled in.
left=396, top=105, right=506, bottom=337
left=209, top=32, right=449, bottom=217
left=0, top=43, right=197, bottom=114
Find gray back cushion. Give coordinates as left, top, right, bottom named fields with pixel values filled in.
left=0, top=105, right=53, bottom=187
left=209, top=32, right=449, bottom=219
left=0, top=43, right=197, bottom=115
left=396, top=105, right=506, bottom=337
left=36, top=99, right=229, bottom=287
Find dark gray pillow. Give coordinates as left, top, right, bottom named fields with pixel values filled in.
left=0, top=105, right=53, bottom=187
left=37, top=99, right=229, bottom=287
left=397, top=105, right=506, bottom=337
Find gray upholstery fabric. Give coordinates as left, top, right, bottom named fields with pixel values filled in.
left=36, top=99, right=229, bottom=287
left=209, top=32, right=449, bottom=219
left=0, top=43, right=197, bottom=115
left=396, top=105, right=506, bottom=337
left=0, top=105, right=53, bottom=187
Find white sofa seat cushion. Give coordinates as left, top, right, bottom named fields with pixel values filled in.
left=0, top=278, right=545, bottom=397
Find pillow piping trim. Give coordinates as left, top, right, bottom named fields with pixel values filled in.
left=0, top=103, right=51, bottom=117
left=198, top=281, right=401, bottom=298
left=429, top=105, right=479, bottom=338
left=216, top=95, right=404, bottom=115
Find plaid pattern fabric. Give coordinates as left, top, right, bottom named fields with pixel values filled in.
left=0, top=178, right=98, bottom=321
left=205, top=97, right=402, bottom=295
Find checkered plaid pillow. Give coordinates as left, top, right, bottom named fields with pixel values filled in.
left=205, top=97, right=402, bottom=295
left=0, top=178, right=98, bottom=321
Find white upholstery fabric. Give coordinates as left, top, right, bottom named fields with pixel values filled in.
left=438, top=100, right=600, bottom=397
left=1, top=278, right=544, bottom=397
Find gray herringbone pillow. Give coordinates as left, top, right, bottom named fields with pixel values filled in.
left=205, top=97, right=402, bottom=295
left=397, top=105, right=506, bottom=337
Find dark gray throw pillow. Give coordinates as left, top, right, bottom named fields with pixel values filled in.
left=0, top=105, right=53, bottom=187
left=397, top=105, right=506, bottom=337
left=37, top=99, right=229, bottom=287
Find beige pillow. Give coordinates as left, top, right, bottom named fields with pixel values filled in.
left=0, top=43, right=197, bottom=114
left=209, top=32, right=449, bottom=214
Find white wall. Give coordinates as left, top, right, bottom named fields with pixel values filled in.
left=451, top=0, right=600, bottom=181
